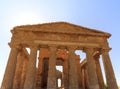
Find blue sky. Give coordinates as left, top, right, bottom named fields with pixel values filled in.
left=0, top=0, right=120, bottom=86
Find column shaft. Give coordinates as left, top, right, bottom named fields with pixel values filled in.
left=85, top=48, right=99, bottom=89
left=94, top=55, right=105, bottom=89
left=1, top=47, right=19, bottom=89
left=82, top=69, right=85, bottom=89
left=102, top=49, right=118, bottom=89
left=68, top=47, right=79, bottom=89
left=76, top=57, right=83, bottom=89
left=47, top=46, right=56, bottom=89
left=84, top=68, right=89, bottom=89
left=20, top=57, right=29, bottom=89
left=63, top=60, right=69, bottom=89
left=13, top=52, right=24, bottom=89
left=23, top=47, right=37, bottom=89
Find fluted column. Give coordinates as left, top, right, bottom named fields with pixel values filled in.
left=102, top=48, right=118, bottom=89
left=63, top=59, right=69, bottom=89
left=1, top=44, right=20, bottom=89
left=68, top=46, right=79, bottom=89
left=82, top=69, right=85, bottom=89
left=84, top=48, right=99, bottom=89
left=20, top=56, right=29, bottom=89
left=23, top=45, right=38, bottom=89
left=84, top=68, right=89, bottom=89
left=94, top=54, right=105, bottom=89
left=13, top=51, right=24, bottom=89
left=47, top=46, right=57, bottom=89
left=76, top=56, right=83, bottom=89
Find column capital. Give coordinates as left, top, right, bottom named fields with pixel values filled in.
left=48, top=45, right=57, bottom=52
left=8, top=43, right=22, bottom=50
left=101, top=48, right=111, bottom=54
left=29, top=44, right=39, bottom=50
left=67, top=46, right=77, bottom=51
left=83, top=47, right=94, bottom=54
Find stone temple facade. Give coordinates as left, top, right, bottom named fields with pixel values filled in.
left=1, top=22, right=118, bottom=89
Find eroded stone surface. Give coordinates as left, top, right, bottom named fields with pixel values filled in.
left=1, top=22, right=118, bottom=89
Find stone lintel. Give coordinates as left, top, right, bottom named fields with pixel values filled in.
left=34, top=40, right=100, bottom=48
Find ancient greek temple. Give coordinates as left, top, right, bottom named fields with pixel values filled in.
left=1, top=22, right=118, bottom=89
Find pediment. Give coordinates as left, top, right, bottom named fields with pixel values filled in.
left=14, top=22, right=111, bottom=37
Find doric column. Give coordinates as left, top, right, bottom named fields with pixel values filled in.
left=18, top=48, right=29, bottom=89
left=84, top=68, right=89, bottom=89
left=47, top=46, right=57, bottom=89
left=82, top=69, right=85, bottom=89
left=84, top=48, right=99, bottom=89
left=20, top=56, right=29, bottom=89
left=13, top=51, right=24, bottom=89
left=76, top=56, right=83, bottom=89
left=23, top=45, right=38, bottom=89
left=102, top=48, right=118, bottom=89
left=63, top=59, right=69, bottom=89
left=1, top=44, right=20, bottom=89
left=94, top=54, right=105, bottom=89
left=68, top=46, right=79, bottom=89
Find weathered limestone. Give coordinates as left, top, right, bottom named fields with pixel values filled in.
left=63, top=58, right=69, bottom=89
left=47, top=46, right=57, bottom=89
left=13, top=51, right=24, bottom=89
left=84, top=68, right=89, bottom=89
left=84, top=48, right=100, bottom=89
left=76, top=55, right=83, bottom=89
left=94, top=54, right=105, bottom=89
left=23, top=46, right=38, bottom=89
left=1, top=44, right=19, bottom=89
left=36, top=57, right=43, bottom=89
left=102, top=49, right=118, bottom=89
left=1, top=22, right=118, bottom=89
left=36, top=48, right=49, bottom=89
left=20, top=56, right=29, bottom=89
left=12, top=48, right=29, bottom=89
left=68, top=47, right=79, bottom=89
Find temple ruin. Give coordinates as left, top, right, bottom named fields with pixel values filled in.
left=1, top=22, right=118, bottom=89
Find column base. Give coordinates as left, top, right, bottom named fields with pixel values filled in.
left=69, top=86, right=79, bottom=89
left=47, top=87, right=56, bottom=89
left=89, top=84, right=100, bottom=89
left=1, top=87, right=6, bottom=89
left=40, top=88, right=47, bottom=89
